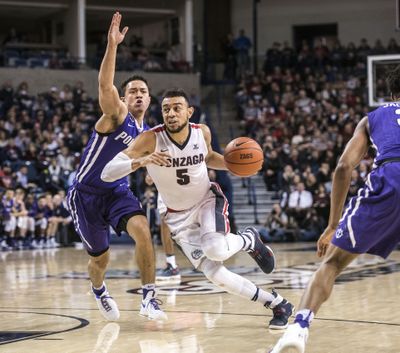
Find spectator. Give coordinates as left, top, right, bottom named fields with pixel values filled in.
left=222, top=33, right=237, bottom=80
left=297, top=208, right=323, bottom=242
left=233, top=29, right=252, bottom=76
left=47, top=194, right=71, bottom=247
left=258, top=203, right=289, bottom=243
left=287, top=182, right=313, bottom=227
left=263, top=149, right=281, bottom=192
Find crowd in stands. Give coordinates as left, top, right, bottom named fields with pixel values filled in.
left=1, top=27, right=190, bottom=72
left=0, top=34, right=397, bottom=250
left=1, top=27, right=80, bottom=69
left=0, top=79, right=202, bottom=251
left=95, top=33, right=191, bottom=73
left=234, top=37, right=396, bottom=242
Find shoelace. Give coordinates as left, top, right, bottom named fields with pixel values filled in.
left=100, top=295, right=113, bottom=312
left=148, top=298, right=163, bottom=310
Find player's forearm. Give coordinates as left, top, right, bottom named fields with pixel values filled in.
left=206, top=152, right=228, bottom=170
left=328, top=162, right=352, bottom=229
left=98, top=43, right=118, bottom=90
left=101, top=152, right=141, bottom=182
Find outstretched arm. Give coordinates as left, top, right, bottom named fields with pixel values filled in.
left=317, top=116, right=370, bottom=257
left=201, top=125, right=228, bottom=171
left=96, top=12, right=129, bottom=134
left=101, top=131, right=170, bottom=182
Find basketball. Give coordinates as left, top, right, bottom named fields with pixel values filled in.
left=223, top=137, right=264, bottom=177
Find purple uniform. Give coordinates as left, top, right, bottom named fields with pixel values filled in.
left=1, top=197, right=14, bottom=220
left=67, top=113, right=148, bottom=256
left=333, top=104, right=400, bottom=258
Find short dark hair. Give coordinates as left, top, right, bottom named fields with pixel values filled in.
left=386, top=65, right=400, bottom=98
left=162, top=88, right=190, bottom=105
left=120, top=75, right=149, bottom=95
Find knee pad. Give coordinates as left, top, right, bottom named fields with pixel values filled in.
left=201, top=232, right=229, bottom=261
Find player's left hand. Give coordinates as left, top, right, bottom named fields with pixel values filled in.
left=108, top=12, right=129, bottom=46
left=317, top=226, right=336, bottom=257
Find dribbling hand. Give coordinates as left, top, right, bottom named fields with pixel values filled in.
left=317, top=226, right=336, bottom=257
left=108, top=12, right=129, bottom=46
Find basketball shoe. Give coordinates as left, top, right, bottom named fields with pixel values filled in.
left=239, top=226, right=275, bottom=274
left=93, top=285, right=120, bottom=321
left=139, top=289, right=168, bottom=321
left=269, top=323, right=309, bottom=353
left=267, top=289, right=295, bottom=330
left=156, top=263, right=181, bottom=284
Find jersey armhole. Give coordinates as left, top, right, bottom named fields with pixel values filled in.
left=95, top=129, right=113, bottom=136
left=198, top=125, right=210, bottom=156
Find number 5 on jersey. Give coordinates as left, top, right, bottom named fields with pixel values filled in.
left=176, top=168, right=190, bottom=185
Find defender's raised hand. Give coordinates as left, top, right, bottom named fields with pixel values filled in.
left=108, top=12, right=129, bottom=46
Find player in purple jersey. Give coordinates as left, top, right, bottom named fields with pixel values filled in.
left=66, top=12, right=166, bottom=321
left=270, top=67, right=400, bottom=353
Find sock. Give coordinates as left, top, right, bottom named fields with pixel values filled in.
left=262, top=290, right=284, bottom=309
left=166, top=255, right=177, bottom=269
left=294, top=309, right=314, bottom=328
left=92, top=282, right=106, bottom=297
left=251, top=287, right=280, bottom=307
left=237, top=231, right=252, bottom=251
left=227, top=232, right=250, bottom=253
left=142, top=283, right=156, bottom=301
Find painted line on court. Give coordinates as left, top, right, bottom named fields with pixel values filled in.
left=0, top=311, right=89, bottom=345
left=1, top=307, right=399, bottom=328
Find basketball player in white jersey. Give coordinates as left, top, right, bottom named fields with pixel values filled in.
left=102, top=89, right=294, bottom=329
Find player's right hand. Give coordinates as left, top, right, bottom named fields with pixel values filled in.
left=136, top=151, right=171, bottom=168
left=316, top=226, right=335, bottom=257
left=108, top=12, right=129, bottom=46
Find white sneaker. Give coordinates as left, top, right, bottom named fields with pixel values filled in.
left=94, top=289, right=120, bottom=321
left=139, top=290, right=168, bottom=321
left=269, top=323, right=309, bottom=353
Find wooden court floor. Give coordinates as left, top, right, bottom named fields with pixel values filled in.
left=1, top=243, right=400, bottom=353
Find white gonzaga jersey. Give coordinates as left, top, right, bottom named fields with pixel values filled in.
left=146, top=123, right=210, bottom=210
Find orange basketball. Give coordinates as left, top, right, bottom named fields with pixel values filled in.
left=223, top=137, right=264, bottom=177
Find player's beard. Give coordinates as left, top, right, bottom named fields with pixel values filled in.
left=166, top=118, right=189, bottom=134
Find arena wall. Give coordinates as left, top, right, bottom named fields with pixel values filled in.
left=0, top=68, right=201, bottom=97
left=231, top=0, right=397, bottom=52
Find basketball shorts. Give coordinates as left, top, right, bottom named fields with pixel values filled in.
left=18, top=216, right=35, bottom=232
left=332, top=163, right=400, bottom=259
left=35, top=217, right=48, bottom=230
left=4, top=215, right=16, bottom=232
left=163, top=182, right=230, bottom=268
left=67, top=182, right=145, bottom=256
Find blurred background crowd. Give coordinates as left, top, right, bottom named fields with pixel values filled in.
left=0, top=34, right=396, bottom=250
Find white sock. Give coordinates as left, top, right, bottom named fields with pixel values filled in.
left=224, top=233, right=247, bottom=255
left=166, top=255, right=177, bottom=268
left=237, top=231, right=252, bottom=250
left=254, top=288, right=282, bottom=308
left=142, top=283, right=156, bottom=301
left=92, top=282, right=106, bottom=296
left=295, top=309, right=314, bottom=324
